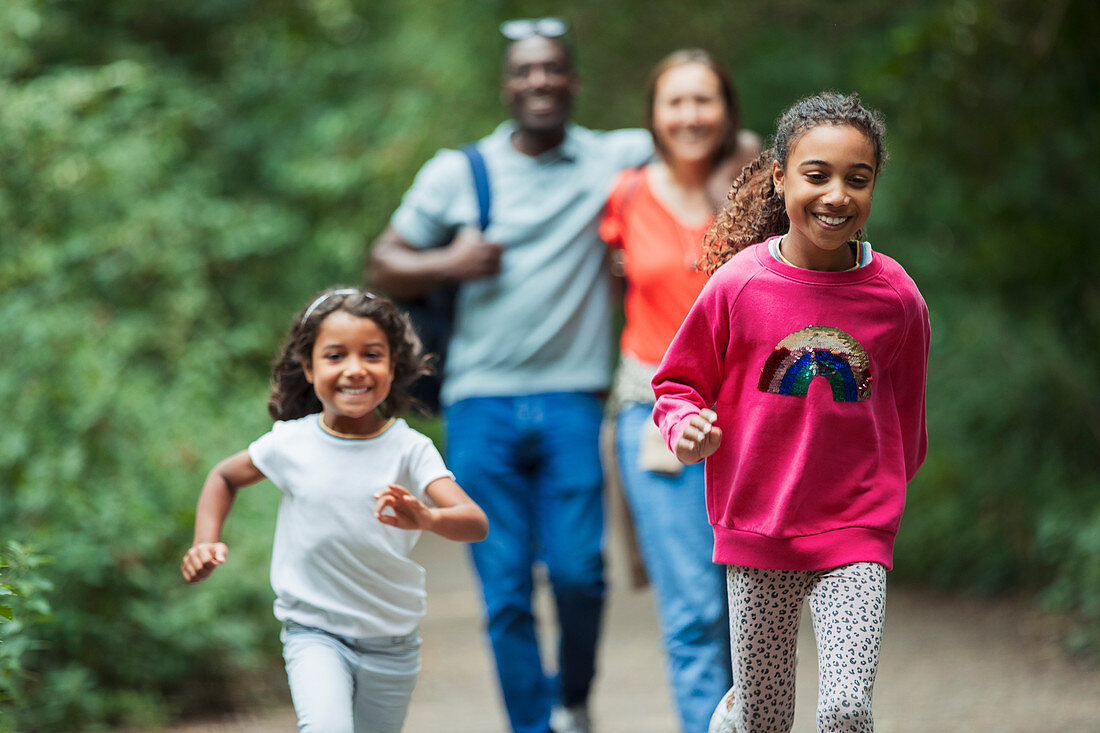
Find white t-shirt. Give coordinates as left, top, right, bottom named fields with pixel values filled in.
left=248, top=414, right=453, bottom=638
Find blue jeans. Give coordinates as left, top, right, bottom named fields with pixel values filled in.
left=616, top=403, right=732, bottom=733
left=446, top=393, right=606, bottom=733
left=280, top=621, right=421, bottom=733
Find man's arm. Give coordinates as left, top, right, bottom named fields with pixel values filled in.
left=368, top=225, right=503, bottom=299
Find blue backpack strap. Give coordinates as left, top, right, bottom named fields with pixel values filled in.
left=461, top=144, right=491, bottom=231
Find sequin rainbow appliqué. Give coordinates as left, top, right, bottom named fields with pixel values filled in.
left=757, top=326, right=873, bottom=402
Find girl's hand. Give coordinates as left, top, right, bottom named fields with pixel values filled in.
left=675, top=408, right=723, bottom=464
left=375, top=484, right=434, bottom=531
left=181, top=542, right=228, bottom=583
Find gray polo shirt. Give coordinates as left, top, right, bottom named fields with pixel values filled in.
left=390, top=121, right=653, bottom=404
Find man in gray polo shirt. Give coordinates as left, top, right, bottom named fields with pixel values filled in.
left=369, top=19, right=651, bottom=733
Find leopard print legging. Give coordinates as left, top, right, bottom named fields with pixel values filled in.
left=715, top=562, right=886, bottom=733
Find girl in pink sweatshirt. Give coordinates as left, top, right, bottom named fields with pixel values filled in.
left=652, top=92, right=929, bottom=733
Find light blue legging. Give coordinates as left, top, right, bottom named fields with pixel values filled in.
left=281, top=621, right=421, bottom=733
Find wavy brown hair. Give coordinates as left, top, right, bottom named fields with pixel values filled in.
left=267, top=287, right=433, bottom=421
left=701, top=91, right=888, bottom=275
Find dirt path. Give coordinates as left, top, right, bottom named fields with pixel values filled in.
left=167, top=523, right=1100, bottom=733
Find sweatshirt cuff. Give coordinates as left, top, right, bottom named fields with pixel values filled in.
left=663, top=412, right=697, bottom=456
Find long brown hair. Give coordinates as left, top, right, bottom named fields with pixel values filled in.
left=701, top=91, right=888, bottom=275
left=267, top=288, right=433, bottom=421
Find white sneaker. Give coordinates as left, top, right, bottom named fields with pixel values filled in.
left=708, top=687, right=737, bottom=733
left=550, top=704, right=591, bottom=733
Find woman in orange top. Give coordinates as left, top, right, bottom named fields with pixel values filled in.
left=600, top=48, right=759, bottom=733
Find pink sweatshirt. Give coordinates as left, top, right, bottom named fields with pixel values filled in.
left=652, top=239, right=929, bottom=571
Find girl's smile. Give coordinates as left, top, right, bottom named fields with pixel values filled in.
left=303, top=310, right=394, bottom=436
left=773, top=123, right=877, bottom=271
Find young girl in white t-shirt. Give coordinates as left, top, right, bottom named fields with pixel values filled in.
left=181, top=287, right=488, bottom=733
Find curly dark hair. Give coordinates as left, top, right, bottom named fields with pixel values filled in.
left=266, top=287, right=434, bottom=421
left=701, top=91, right=888, bottom=275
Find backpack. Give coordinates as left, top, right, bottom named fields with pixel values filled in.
left=401, top=144, right=490, bottom=414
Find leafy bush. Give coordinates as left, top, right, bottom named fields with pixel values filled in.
left=868, top=0, right=1100, bottom=655
left=0, top=543, right=53, bottom=731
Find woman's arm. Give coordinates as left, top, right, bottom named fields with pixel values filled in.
left=375, top=479, right=488, bottom=543
left=706, top=129, right=764, bottom=209
left=180, top=450, right=266, bottom=583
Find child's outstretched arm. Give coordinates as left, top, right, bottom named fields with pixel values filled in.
left=674, top=408, right=723, bottom=464
left=375, top=480, right=488, bottom=543
left=181, top=450, right=265, bottom=583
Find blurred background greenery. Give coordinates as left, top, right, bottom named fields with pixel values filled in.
left=1, top=0, right=1097, bottom=729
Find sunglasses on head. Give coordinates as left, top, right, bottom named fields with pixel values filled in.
left=499, top=17, right=569, bottom=41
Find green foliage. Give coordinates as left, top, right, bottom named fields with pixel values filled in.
left=1, top=0, right=1097, bottom=727
left=869, top=0, right=1100, bottom=656
left=0, top=543, right=53, bottom=732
